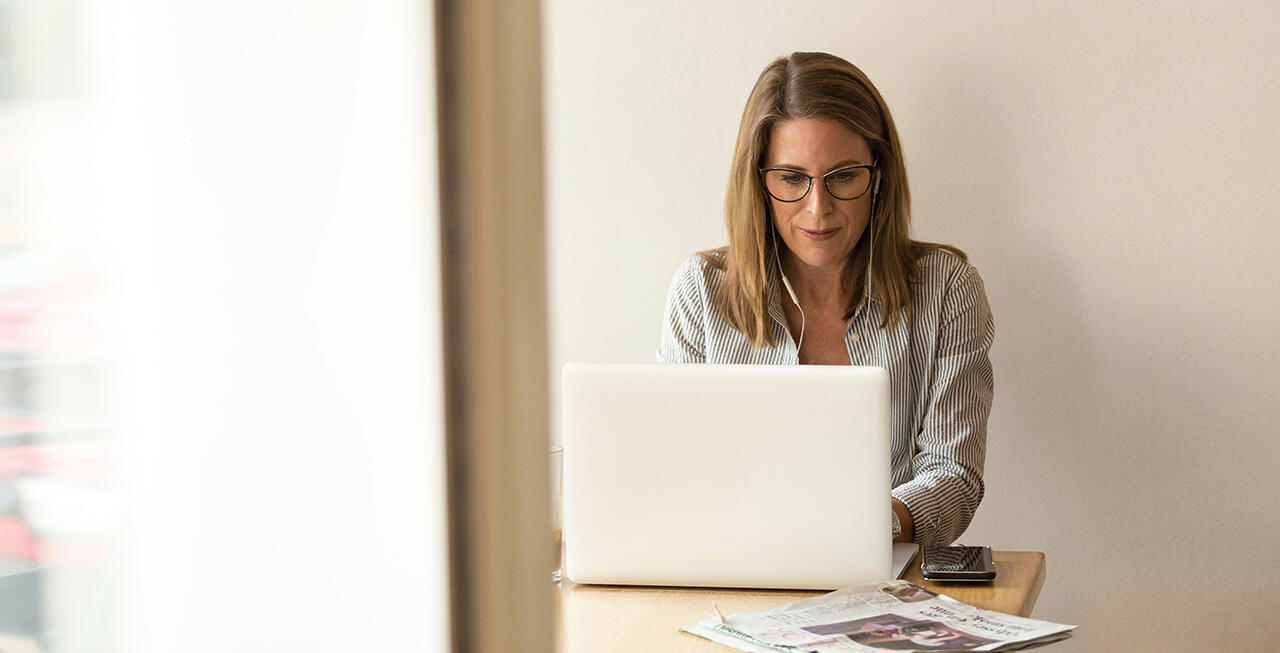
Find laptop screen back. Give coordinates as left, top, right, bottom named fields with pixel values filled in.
left=562, top=363, right=891, bottom=590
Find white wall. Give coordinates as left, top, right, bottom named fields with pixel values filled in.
left=545, top=2, right=1280, bottom=650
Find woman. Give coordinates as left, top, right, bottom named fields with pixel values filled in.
left=657, top=52, right=994, bottom=547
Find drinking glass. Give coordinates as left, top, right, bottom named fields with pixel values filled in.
left=549, top=445, right=563, bottom=583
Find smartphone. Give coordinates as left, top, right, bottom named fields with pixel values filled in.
left=920, top=545, right=996, bottom=581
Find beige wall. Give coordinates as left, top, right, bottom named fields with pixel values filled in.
left=545, top=1, right=1280, bottom=650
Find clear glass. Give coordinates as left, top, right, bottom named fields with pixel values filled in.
left=549, top=445, right=564, bottom=583
left=760, top=165, right=874, bottom=202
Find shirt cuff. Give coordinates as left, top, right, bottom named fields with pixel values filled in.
left=892, top=481, right=949, bottom=546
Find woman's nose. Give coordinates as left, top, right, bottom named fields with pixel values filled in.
left=806, top=179, right=834, bottom=215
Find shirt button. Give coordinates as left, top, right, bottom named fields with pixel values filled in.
left=849, top=333, right=860, bottom=342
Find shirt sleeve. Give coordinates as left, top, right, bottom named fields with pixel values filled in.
left=891, top=263, right=994, bottom=546
left=656, top=257, right=708, bottom=363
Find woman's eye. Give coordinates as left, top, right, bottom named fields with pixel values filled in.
left=779, top=173, right=807, bottom=185
left=831, top=169, right=863, bottom=183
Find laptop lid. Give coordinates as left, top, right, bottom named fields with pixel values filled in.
left=562, top=363, right=891, bottom=590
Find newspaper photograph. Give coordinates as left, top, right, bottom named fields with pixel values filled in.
left=682, top=580, right=1075, bottom=652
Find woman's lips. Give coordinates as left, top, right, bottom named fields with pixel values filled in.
left=800, top=227, right=840, bottom=241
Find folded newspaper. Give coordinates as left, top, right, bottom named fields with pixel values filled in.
left=682, top=580, right=1075, bottom=652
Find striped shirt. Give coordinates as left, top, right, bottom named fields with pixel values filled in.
left=656, top=248, right=994, bottom=546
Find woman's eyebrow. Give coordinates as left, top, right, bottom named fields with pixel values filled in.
left=825, top=159, right=868, bottom=170
left=766, top=159, right=868, bottom=172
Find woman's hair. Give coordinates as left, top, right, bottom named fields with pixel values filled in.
left=701, top=51, right=964, bottom=348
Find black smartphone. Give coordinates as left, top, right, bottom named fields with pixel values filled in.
left=920, top=545, right=996, bottom=581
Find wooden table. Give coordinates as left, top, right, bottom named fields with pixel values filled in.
left=555, top=551, right=1046, bottom=652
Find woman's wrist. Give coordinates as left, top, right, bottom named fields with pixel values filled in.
left=891, top=498, right=914, bottom=543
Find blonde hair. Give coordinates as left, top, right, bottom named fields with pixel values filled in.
left=701, top=51, right=964, bottom=349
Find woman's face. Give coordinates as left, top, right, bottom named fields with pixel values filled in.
left=764, top=118, right=875, bottom=275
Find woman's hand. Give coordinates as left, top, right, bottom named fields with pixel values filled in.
left=891, top=498, right=914, bottom=543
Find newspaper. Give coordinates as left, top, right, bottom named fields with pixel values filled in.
left=682, top=580, right=1075, bottom=652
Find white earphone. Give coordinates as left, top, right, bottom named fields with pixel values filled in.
left=865, top=166, right=879, bottom=299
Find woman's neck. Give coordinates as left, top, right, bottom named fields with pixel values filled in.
left=779, top=253, right=851, bottom=309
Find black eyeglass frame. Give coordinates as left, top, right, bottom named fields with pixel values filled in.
left=757, top=164, right=877, bottom=203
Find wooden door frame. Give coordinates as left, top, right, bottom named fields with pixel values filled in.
left=435, top=0, right=553, bottom=651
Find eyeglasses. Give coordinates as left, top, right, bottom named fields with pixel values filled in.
left=758, top=164, right=876, bottom=202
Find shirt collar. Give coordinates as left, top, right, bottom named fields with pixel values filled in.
left=766, top=261, right=788, bottom=327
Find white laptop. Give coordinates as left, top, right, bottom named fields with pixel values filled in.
left=562, top=363, right=905, bottom=590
